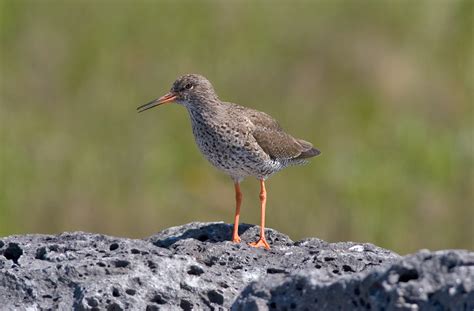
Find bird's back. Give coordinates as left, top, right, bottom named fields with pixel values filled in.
left=223, top=102, right=320, bottom=163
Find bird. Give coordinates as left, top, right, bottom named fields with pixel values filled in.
left=137, top=74, right=320, bottom=249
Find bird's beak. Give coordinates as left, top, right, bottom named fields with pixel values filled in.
left=137, top=92, right=177, bottom=113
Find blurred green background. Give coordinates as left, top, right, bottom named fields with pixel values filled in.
left=0, top=0, right=472, bottom=254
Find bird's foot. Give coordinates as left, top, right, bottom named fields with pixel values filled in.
left=248, top=238, right=270, bottom=250
left=232, top=235, right=241, bottom=243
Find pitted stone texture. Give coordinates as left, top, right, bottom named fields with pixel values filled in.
left=147, top=222, right=399, bottom=310
left=148, top=222, right=399, bottom=288
left=0, top=222, right=470, bottom=310
left=232, top=250, right=474, bottom=311
left=0, top=232, right=183, bottom=310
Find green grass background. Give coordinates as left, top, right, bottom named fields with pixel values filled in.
left=1, top=0, right=472, bottom=254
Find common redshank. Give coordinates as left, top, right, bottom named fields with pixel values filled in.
left=137, top=74, right=320, bottom=249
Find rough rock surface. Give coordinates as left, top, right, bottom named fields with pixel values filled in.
left=0, top=222, right=472, bottom=310
left=233, top=250, right=474, bottom=311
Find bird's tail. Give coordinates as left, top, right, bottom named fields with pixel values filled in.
left=296, top=139, right=321, bottom=159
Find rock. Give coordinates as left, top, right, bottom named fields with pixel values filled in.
left=232, top=250, right=474, bottom=311
left=0, top=222, right=471, bottom=310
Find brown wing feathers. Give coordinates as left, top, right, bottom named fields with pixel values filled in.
left=248, top=110, right=320, bottom=161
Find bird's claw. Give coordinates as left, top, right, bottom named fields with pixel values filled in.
left=248, top=238, right=270, bottom=250
left=232, top=235, right=241, bottom=243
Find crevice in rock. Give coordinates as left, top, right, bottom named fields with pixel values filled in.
left=3, top=243, right=23, bottom=264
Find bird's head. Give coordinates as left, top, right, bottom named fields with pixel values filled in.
left=137, top=74, right=218, bottom=113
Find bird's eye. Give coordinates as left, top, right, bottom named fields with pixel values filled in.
left=184, top=83, right=193, bottom=90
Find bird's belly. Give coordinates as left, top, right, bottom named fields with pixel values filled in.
left=191, top=125, right=280, bottom=178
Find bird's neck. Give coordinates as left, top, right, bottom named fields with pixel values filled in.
left=186, top=99, right=222, bottom=124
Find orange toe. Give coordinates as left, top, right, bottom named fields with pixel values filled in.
left=249, top=238, right=270, bottom=250
left=232, top=235, right=241, bottom=243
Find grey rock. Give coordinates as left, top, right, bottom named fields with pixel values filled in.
left=0, top=222, right=470, bottom=310
left=232, top=250, right=474, bottom=311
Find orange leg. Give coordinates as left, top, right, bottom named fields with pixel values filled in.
left=232, top=182, right=242, bottom=243
left=249, top=179, right=270, bottom=249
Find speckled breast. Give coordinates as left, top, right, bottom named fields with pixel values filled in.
left=188, top=113, right=282, bottom=179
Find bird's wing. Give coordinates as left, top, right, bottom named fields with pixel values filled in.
left=241, top=106, right=319, bottom=160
